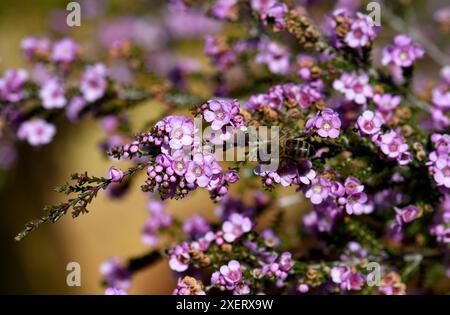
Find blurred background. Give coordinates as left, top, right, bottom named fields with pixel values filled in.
left=0, top=0, right=449, bottom=294
left=0, top=0, right=188, bottom=294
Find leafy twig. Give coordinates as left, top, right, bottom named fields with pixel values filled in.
left=14, top=163, right=147, bottom=241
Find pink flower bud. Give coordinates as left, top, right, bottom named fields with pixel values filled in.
left=108, top=166, right=124, bottom=183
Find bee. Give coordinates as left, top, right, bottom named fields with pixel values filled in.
left=282, top=137, right=316, bottom=160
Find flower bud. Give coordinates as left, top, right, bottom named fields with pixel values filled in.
left=108, top=166, right=124, bottom=183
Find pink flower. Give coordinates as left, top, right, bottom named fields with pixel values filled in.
left=51, top=38, right=79, bottom=64
left=220, top=260, right=243, bottom=284
left=344, top=192, right=368, bottom=215
left=373, top=94, right=401, bottom=112
left=379, top=131, right=408, bottom=158
left=17, top=119, right=56, bottom=146
left=395, top=205, right=421, bottom=223
left=305, top=177, right=330, bottom=205
left=356, top=110, right=382, bottom=135
left=0, top=69, right=28, bottom=103
left=40, top=79, right=66, bottom=109
left=169, top=243, right=190, bottom=272
left=222, top=213, right=252, bottom=242
left=333, top=72, right=372, bottom=105
left=261, top=3, right=288, bottom=31
left=80, top=63, right=107, bottom=102
left=309, top=109, right=341, bottom=138
left=167, top=116, right=195, bottom=150
left=256, top=41, right=290, bottom=75
left=382, top=35, right=424, bottom=68
left=344, top=13, right=377, bottom=48
left=433, top=156, right=450, bottom=188
left=203, top=99, right=240, bottom=130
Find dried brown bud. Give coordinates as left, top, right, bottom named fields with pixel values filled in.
left=372, top=85, right=384, bottom=95
left=287, top=108, right=301, bottom=118
left=221, top=243, right=232, bottom=253
left=306, top=268, right=317, bottom=280
left=396, top=107, right=411, bottom=119
left=401, top=125, right=414, bottom=137
left=311, top=66, right=321, bottom=78
left=315, top=100, right=326, bottom=110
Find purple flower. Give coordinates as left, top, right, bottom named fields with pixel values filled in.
left=307, top=109, right=341, bottom=138
left=344, top=13, right=377, bottom=48
left=185, top=158, right=213, bottom=188
left=344, top=192, right=368, bottom=215
left=330, top=180, right=345, bottom=197
left=342, top=272, right=365, bottom=291
left=100, top=257, right=131, bottom=290
left=17, top=119, right=56, bottom=146
left=108, top=166, right=124, bottom=183
left=245, top=93, right=269, bottom=110
left=80, top=63, right=107, bottom=102
left=333, top=72, right=372, bottom=105
left=382, top=35, right=424, bottom=68
left=395, top=205, right=422, bottom=223
left=222, top=213, right=252, bottom=242
left=261, top=3, right=288, bottom=31
left=256, top=40, right=290, bottom=75
left=278, top=252, right=293, bottom=272
left=305, top=177, right=330, bottom=205
left=183, top=215, right=211, bottom=240
left=0, top=69, right=28, bottom=102
left=171, top=151, right=190, bottom=176
left=51, top=38, right=80, bottom=64
left=356, top=110, right=382, bottom=135
left=379, top=131, right=409, bottom=159
left=297, top=160, right=317, bottom=185
left=331, top=265, right=365, bottom=291
left=344, top=176, right=364, bottom=195
left=203, top=99, right=240, bottom=130
left=169, top=242, right=190, bottom=272
left=40, top=79, right=66, bottom=109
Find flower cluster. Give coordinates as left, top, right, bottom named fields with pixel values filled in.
left=355, top=110, right=413, bottom=166
left=328, top=10, right=378, bottom=49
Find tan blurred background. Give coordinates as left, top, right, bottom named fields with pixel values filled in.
left=0, top=0, right=187, bottom=294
